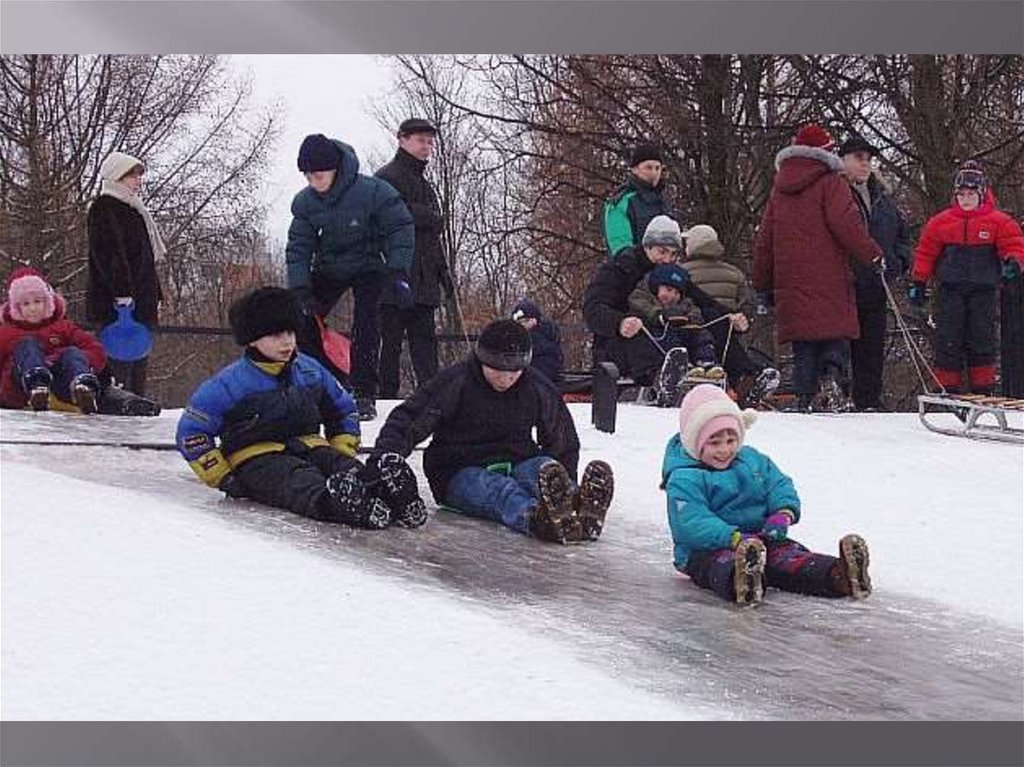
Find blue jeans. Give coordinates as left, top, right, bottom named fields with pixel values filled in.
left=791, top=339, right=850, bottom=396
left=445, top=455, right=560, bottom=534
left=12, top=338, right=93, bottom=401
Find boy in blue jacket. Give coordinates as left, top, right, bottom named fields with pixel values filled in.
left=177, top=287, right=425, bottom=529
left=661, top=384, right=871, bottom=606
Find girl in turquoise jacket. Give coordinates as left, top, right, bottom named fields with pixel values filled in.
left=661, top=384, right=872, bottom=606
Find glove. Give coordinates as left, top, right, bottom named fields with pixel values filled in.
left=293, top=287, right=319, bottom=317
left=330, top=433, right=360, bottom=458
left=1002, top=260, right=1022, bottom=281
left=755, top=290, right=773, bottom=316
left=730, top=530, right=762, bottom=549
left=392, top=273, right=415, bottom=310
left=908, top=282, right=928, bottom=318
left=218, top=473, right=246, bottom=499
left=761, top=510, right=795, bottom=542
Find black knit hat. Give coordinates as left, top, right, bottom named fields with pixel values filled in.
left=953, top=160, right=987, bottom=192
left=398, top=118, right=437, bottom=136
left=475, top=319, right=533, bottom=371
left=229, top=287, right=306, bottom=346
left=838, top=135, right=878, bottom=157
left=630, top=142, right=663, bottom=167
left=297, top=134, right=340, bottom=173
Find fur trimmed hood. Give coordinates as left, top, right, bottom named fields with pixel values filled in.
left=772, top=144, right=844, bottom=195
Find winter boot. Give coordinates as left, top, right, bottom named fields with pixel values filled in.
left=733, top=537, right=767, bottom=606
left=355, top=395, right=377, bottom=422
left=835, top=534, right=872, bottom=599
left=325, top=467, right=391, bottom=529
left=743, top=367, right=781, bottom=408
left=369, top=452, right=428, bottom=528
left=572, top=460, right=614, bottom=542
left=819, top=369, right=852, bottom=413
left=528, top=461, right=577, bottom=544
left=22, top=368, right=51, bottom=411
left=656, top=347, right=690, bottom=407
left=71, top=373, right=100, bottom=415
left=702, top=365, right=727, bottom=381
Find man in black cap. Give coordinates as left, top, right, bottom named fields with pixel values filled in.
left=370, top=319, right=615, bottom=544
left=286, top=133, right=415, bottom=421
left=602, top=141, right=677, bottom=259
left=839, top=135, right=913, bottom=411
left=375, top=118, right=454, bottom=399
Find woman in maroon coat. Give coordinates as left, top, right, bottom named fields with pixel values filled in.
left=753, top=124, right=882, bottom=411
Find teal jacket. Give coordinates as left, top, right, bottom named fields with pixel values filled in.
left=661, top=435, right=801, bottom=570
left=286, top=139, right=414, bottom=290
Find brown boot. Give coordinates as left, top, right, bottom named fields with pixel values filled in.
left=733, top=538, right=767, bottom=606
left=573, top=460, right=614, bottom=541
left=837, top=534, right=872, bottom=599
left=528, top=462, right=576, bottom=544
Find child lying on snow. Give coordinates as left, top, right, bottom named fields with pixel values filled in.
left=661, top=384, right=872, bottom=606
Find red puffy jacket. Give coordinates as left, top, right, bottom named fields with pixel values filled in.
left=912, top=190, right=1024, bottom=285
left=0, top=292, right=107, bottom=408
left=753, top=145, right=882, bottom=343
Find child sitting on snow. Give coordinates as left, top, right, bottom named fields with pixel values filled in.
left=176, top=286, right=425, bottom=530
left=628, top=264, right=724, bottom=379
left=661, top=384, right=871, bottom=606
left=0, top=267, right=106, bottom=413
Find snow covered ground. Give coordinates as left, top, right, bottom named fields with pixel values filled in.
left=1, top=403, right=1021, bottom=720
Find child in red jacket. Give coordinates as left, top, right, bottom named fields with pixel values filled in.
left=0, top=267, right=107, bottom=412
left=911, top=161, right=1024, bottom=394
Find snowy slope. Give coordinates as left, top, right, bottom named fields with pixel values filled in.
left=1, top=404, right=1022, bottom=720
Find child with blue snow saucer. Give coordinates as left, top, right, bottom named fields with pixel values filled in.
left=662, top=384, right=871, bottom=606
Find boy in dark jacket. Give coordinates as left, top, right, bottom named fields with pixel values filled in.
left=286, top=134, right=415, bottom=420
left=176, top=287, right=426, bottom=529
left=371, top=319, right=614, bottom=544
left=511, top=298, right=564, bottom=383
left=603, top=143, right=676, bottom=259
left=0, top=268, right=106, bottom=413
left=910, top=161, right=1024, bottom=394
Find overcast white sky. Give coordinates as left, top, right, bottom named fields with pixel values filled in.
left=229, top=55, right=399, bottom=245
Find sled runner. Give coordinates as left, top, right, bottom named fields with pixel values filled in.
left=918, top=393, right=1024, bottom=444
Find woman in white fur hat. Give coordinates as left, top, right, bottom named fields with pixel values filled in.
left=86, top=151, right=165, bottom=396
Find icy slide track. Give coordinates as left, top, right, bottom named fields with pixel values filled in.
left=1, top=407, right=1021, bottom=720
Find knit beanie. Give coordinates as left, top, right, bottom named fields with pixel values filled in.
left=953, top=160, right=987, bottom=193
left=648, top=264, right=689, bottom=293
left=5, top=267, right=57, bottom=322
left=99, top=151, right=145, bottom=182
left=678, top=384, right=758, bottom=461
left=511, top=299, right=542, bottom=322
left=228, top=287, right=306, bottom=346
left=630, top=142, right=663, bottom=167
left=297, top=134, right=340, bottom=173
left=682, top=224, right=725, bottom=258
left=475, top=319, right=533, bottom=371
left=793, top=124, right=834, bottom=150
left=642, top=215, right=683, bottom=250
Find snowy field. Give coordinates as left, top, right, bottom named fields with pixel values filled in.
left=1, top=403, right=1022, bottom=720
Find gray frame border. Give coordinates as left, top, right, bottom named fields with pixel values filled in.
left=2, top=1, right=1023, bottom=766
left=1, top=1, right=1023, bottom=54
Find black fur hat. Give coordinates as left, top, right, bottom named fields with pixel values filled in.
left=475, top=319, right=533, bottom=371
left=229, top=287, right=306, bottom=346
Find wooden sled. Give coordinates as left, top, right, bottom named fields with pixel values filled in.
left=918, top=393, right=1024, bottom=444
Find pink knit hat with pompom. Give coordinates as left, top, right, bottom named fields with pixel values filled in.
left=678, top=384, right=758, bottom=460
left=6, top=267, right=56, bottom=323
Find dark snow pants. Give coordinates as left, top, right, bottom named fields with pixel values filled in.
left=686, top=538, right=846, bottom=601
left=378, top=304, right=439, bottom=398
left=791, top=339, right=851, bottom=396
left=233, top=443, right=360, bottom=521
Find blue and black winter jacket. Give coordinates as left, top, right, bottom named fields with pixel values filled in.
left=176, top=351, right=360, bottom=488
left=286, top=139, right=415, bottom=290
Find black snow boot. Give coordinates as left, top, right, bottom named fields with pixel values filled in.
left=528, top=461, right=577, bottom=544
left=325, top=467, right=391, bottom=529
left=367, top=452, right=428, bottom=528
left=572, top=460, right=614, bottom=542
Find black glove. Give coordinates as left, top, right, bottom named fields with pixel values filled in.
left=908, top=282, right=928, bottom=319
left=293, top=287, right=319, bottom=317
left=218, top=473, right=246, bottom=499
left=392, top=272, right=415, bottom=310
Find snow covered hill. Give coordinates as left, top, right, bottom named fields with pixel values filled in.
left=1, top=403, right=1021, bottom=720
